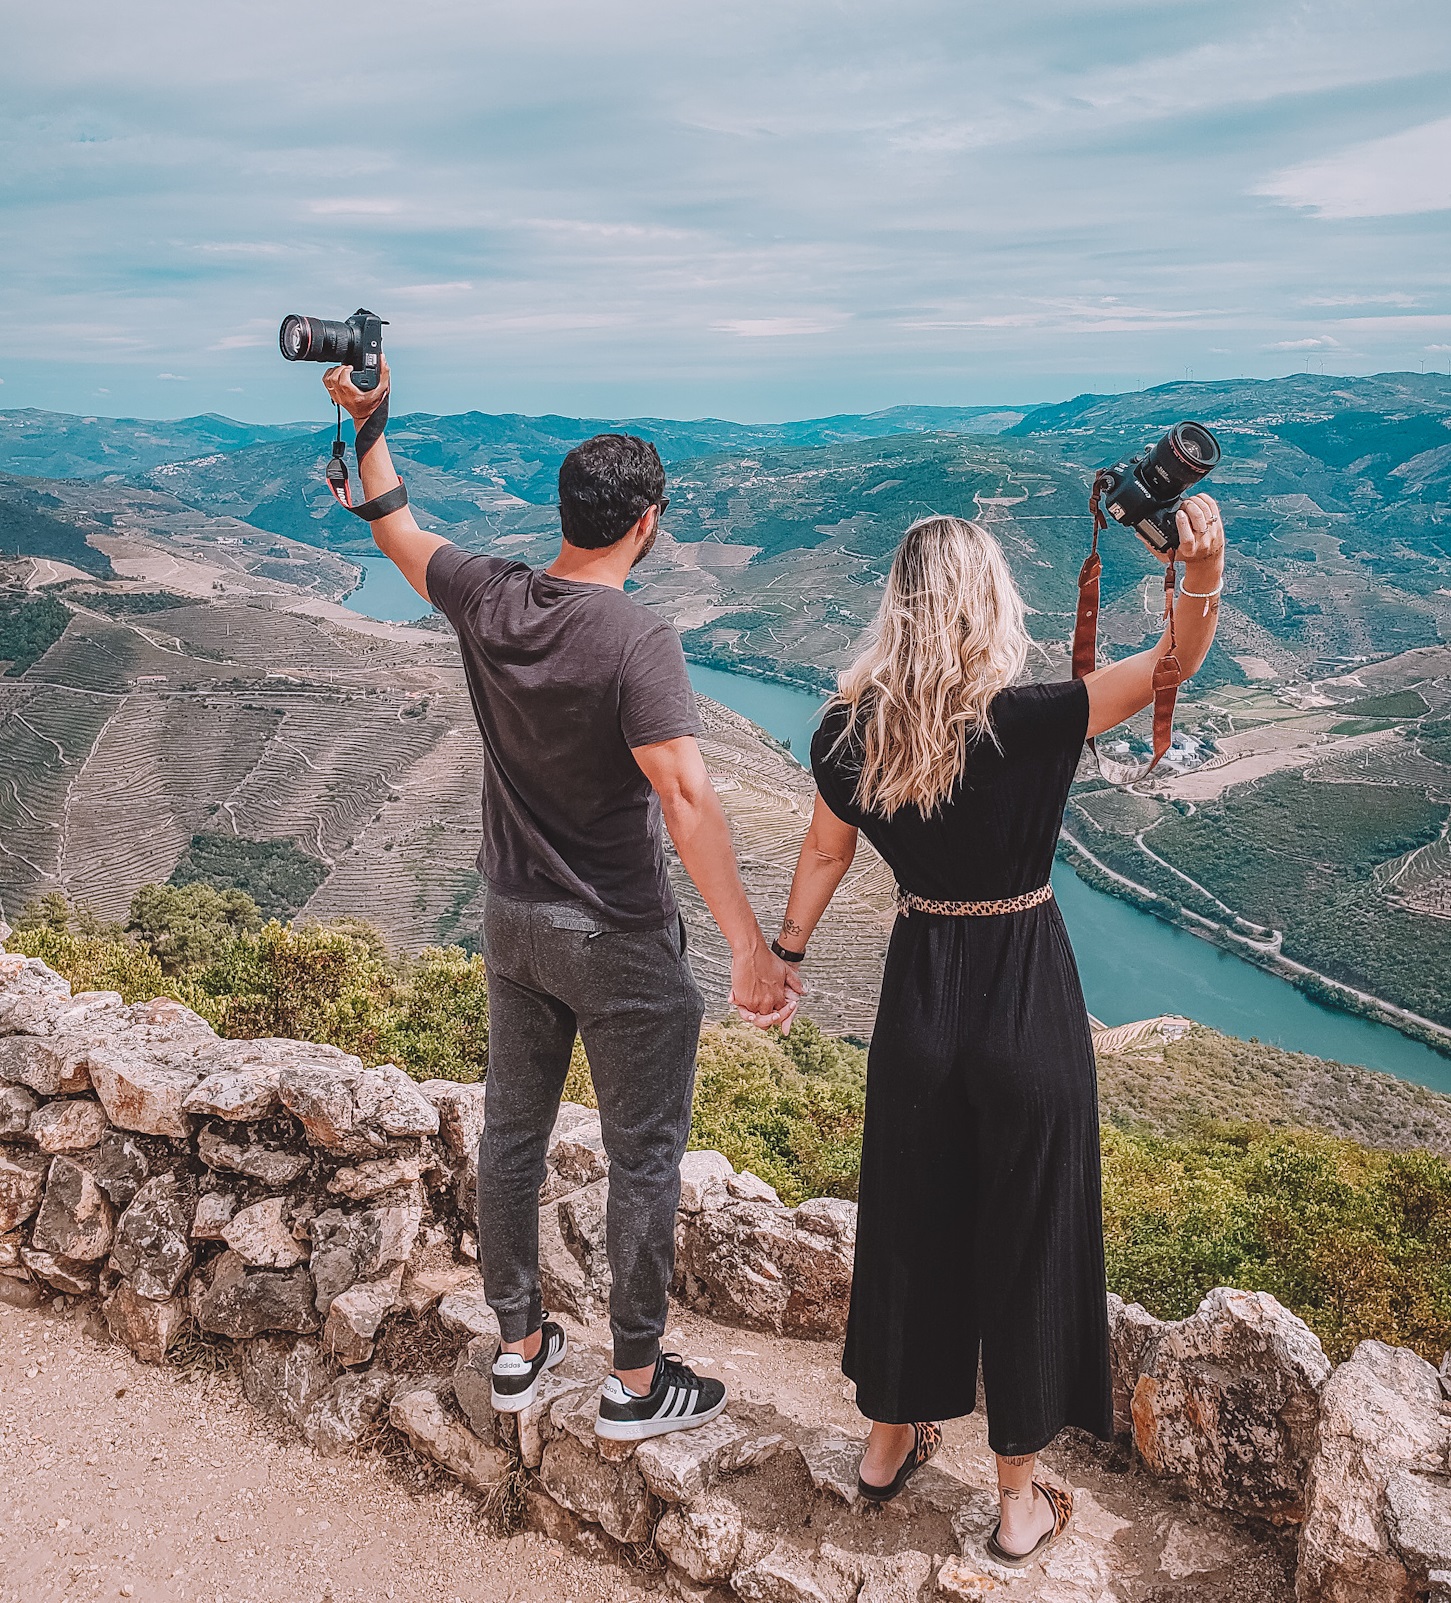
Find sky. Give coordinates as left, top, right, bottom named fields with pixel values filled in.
left=3, top=0, right=1450, bottom=423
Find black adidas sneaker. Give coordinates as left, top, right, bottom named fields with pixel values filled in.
left=490, top=1319, right=568, bottom=1412
left=595, top=1352, right=728, bottom=1442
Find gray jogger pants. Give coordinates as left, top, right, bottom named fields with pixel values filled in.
left=476, top=887, right=706, bottom=1370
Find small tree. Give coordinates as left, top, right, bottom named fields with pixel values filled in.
left=127, top=882, right=262, bottom=973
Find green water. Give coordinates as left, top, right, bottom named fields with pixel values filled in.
left=690, top=663, right=1451, bottom=1093
left=341, top=556, right=434, bottom=622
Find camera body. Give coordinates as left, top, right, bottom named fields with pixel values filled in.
left=278, top=308, right=386, bottom=392
left=1099, top=421, right=1221, bottom=553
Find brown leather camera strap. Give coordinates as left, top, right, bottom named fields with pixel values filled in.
left=1073, top=473, right=1181, bottom=776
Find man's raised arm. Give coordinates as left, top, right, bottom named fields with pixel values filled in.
left=324, top=357, right=449, bottom=603
left=631, top=735, right=803, bottom=1025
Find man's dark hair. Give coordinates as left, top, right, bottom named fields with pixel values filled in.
left=558, top=433, right=666, bottom=550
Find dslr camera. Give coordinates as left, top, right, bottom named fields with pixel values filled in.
left=278, top=308, right=386, bottom=392
left=1098, top=421, right=1221, bottom=554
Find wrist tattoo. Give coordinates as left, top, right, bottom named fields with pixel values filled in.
left=781, top=918, right=804, bottom=938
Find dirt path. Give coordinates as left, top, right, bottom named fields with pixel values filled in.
left=0, top=1300, right=647, bottom=1603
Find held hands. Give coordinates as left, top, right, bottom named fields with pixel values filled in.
left=1169, top=492, right=1226, bottom=570
left=323, top=354, right=391, bottom=425
left=729, top=941, right=805, bottom=1035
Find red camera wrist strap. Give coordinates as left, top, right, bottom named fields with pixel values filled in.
left=326, top=398, right=409, bottom=522
left=1073, top=472, right=1181, bottom=776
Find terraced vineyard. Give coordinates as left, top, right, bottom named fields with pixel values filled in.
left=0, top=520, right=896, bottom=1034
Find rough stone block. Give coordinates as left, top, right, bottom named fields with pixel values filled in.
left=196, top=1123, right=309, bottom=1187
left=726, top=1170, right=781, bottom=1206
left=1297, top=1339, right=1451, bottom=1603
left=858, top=1550, right=932, bottom=1603
left=675, top=1198, right=853, bottom=1339
left=87, top=1047, right=201, bottom=1138
left=538, top=1431, right=655, bottom=1544
left=110, top=1176, right=193, bottom=1299
left=730, top=1539, right=860, bottom=1603
left=0, top=1230, right=19, bottom=1269
left=417, top=1080, right=488, bottom=1157
left=437, top=1283, right=500, bottom=1342
left=656, top=1491, right=747, bottom=1583
left=1107, top=1292, right=1167, bottom=1439
left=1384, top=1469, right=1451, bottom=1584
left=542, top=1106, right=608, bottom=1201
left=191, top=1188, right=240, bottom=1240
left=322, top=1269, right=402, bottom=1366
left=91, top=1129, right=150, bottom=1210
left=326, top=1152, right=426, bottom=1201
left=0, top=1084, right=40, bottom=1137
left=310, top=1191, right=422, bottom=1314
left=32, top=1154, right=115, bottom=1261
left=20, top=1246, right=97, bottom=1294
left=240, top=1334, right=336, bottom=1425
left=223, top=1196, right=308, bottom=1269
left=104, top=1282, right=187, bottom=1363
left=677, top=1150, right=734, bottom=1213
left=193, top=1249, right=319, bottom=1338
left=0, top=1143, right=48, bottom=1233
left=389, top=1387, right=510, bottom=1492
left=1130, top=1286, right=1330, bottom=1521
left=635, top=1412, right=752, bottom=1503
left=277, top=1058, right=438, bottom=1156
left=183, top=1064, right=281, bottom=1122
left=452, top=1332, right=500, bottom=1442
left=0, top=1036, right=93, bottom=1097
left=29, top=1097, right=108, bottom=1154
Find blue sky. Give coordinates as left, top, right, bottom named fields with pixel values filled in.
left=3, top=0, right=1450, bottom=422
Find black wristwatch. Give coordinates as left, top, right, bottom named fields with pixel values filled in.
left=770, top=938, right=807, bottom=965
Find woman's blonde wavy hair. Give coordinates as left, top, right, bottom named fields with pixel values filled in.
left=830, top=515, right=1031, bottom=817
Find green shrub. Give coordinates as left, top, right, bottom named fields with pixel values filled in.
left=127, top=882, right=262, bottom=973
left=9, top=924, right=169, bottom=1005
left=378, top=945, right=489, bottom=1083
left=189, top=919, right=394, bottom=1060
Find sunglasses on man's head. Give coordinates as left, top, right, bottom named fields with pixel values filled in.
left=655, top=497, right=670, bottom=515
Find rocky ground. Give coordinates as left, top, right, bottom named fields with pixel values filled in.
left=1, top=1289, right=1302, bottom=1603
left=0, top=1297, right=639, bottom=1603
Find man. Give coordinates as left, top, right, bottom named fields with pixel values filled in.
left=323, top=359, right=800, bottom=1440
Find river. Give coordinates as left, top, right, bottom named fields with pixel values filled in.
left=338, top=572, right=1451, bottom=1090
left=684, top=665, right=1451, bottom=1094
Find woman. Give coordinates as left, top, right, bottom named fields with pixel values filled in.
left=767, top=497, right=1225, bottom=1564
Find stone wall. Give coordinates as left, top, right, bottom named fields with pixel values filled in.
left=3, top=946, right=1450, bottom=1602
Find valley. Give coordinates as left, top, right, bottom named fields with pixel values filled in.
left=3, top=373, right=1451, bottom=1052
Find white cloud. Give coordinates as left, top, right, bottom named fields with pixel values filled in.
left=308, top=198, right=400, bottom=216
left=393, top=282, right=474, bottom=297
left=210, top=334, right=268, bottom=350
left=1268, top=337, right=1342, bottom=350
left=712, top=316, right=848, bottom=337
left=156, top=372, right=188, bottom=380
left=1257, top=118, right=1451, bottom=218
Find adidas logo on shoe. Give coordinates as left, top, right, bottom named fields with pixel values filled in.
left=595, top=1353, right=727, bottom=1442
left=490, top=1318, right=568, bottom=1412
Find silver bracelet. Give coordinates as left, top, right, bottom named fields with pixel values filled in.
left=1179, top=575, right=1224, bottom=613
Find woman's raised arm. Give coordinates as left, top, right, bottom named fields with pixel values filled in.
left=1084, top=492, right=1226, bottom=740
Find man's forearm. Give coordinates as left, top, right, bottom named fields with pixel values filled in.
left=353, top=429, right=423, bottom=549
left=663, top=789, right=766, bottom=956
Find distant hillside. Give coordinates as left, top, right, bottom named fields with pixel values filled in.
left=4, top=374, right=1451, bottom=1047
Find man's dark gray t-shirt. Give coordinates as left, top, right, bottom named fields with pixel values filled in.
left=427, top=545, right=700, bottom=931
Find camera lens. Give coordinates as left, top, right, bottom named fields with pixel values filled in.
left=1173, top=422, right=1219, bottom=469
left=278, top=315, right=313, bottom=361
left=277, top=314, right=358, bottom=366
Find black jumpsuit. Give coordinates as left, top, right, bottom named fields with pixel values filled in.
left=811, top=679, right=1113, bottom=1457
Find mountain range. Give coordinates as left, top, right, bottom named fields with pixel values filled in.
left=2, top=374, right=1450, bottom=1045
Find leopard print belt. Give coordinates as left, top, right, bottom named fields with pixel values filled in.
left=896, top=883, right=1054, bottom=917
